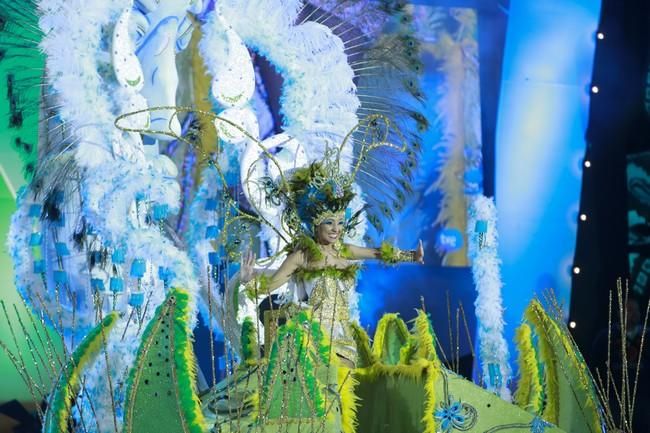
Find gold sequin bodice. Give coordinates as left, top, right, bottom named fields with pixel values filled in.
left=294, top=267, right=358, bottom=362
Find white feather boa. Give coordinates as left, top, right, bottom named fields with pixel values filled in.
left=22, top=1, right=363, bottom=427
left=467, top=195, right=512, bottom=401
left=83, top=155, right=181, bottom=244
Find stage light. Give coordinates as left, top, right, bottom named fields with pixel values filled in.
left=573, top=266, right=581, bottom=275
left=596, top=32, right=604, bottom=40
left=591, top=85, right=599, bottom=94
left=584, top=160, right=591, bottom=168
left=569, top=321, right=577, bottom=329
left=580, top=214, right=587, bottom=221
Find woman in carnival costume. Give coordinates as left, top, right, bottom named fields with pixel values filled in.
left=199, top=139, right=426, bottom=432
left=238, top=157, right=425, bottom=368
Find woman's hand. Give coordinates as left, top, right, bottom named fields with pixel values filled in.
left=240, top=250, right=256, bottom=283
left=414, top=239, right=425, bottom=264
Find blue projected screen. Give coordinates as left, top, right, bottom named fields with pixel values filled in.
left=367, top=5, right=483, bottom=268
left=357, top=6, right=482, bottom=356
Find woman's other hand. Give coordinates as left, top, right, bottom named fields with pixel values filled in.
left=414, top=239, right=425, bottom=264
left=240, top=250, right=256, bottom=283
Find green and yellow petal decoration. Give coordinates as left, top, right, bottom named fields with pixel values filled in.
left=413, top=310, right=439, bottom=362
left=338, top=366, right=360, bottom=433
left=123, top=289, right=206, bottom=433
left=42, top=312, right=119, bottom=433
left=514, top=322, right=544, bottom=414
left=261, top=310, right=328, bottom=420
left=372, top=313, right=410, bottom=364
left=524, top=299, right=604, bottom=433
left=349, top=322, right=376, bottom=368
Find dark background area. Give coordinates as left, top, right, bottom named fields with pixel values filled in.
left=570, top=0, right=650, bottom=427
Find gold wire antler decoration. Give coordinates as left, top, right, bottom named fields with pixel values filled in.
left=539, top=281, right=649, bottom=433
left=115, top=106, right=408, bottom=259
left=593, top=279, right=649, bottom=433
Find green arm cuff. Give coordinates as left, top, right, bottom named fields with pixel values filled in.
left=379, top=241, right=414, bottom=265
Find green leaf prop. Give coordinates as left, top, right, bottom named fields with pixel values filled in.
left=123, top=289, right=206, bottom=433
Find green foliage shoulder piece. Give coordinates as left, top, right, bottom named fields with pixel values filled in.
left=412, top=310, right=438, bottom=362
left=123, top=289, right=206, bottom=433
left=525, top=299, right=603, bottom=433
left=43, top=312, right=119, bottom=433
left=514, top=323, right=544, bottom=414
left=242, top=273, right=271, bottom=301
left=285, top=234, right=324, bottom=262
left=349, top=322, right=376, bottom=368
left=293, top=264, right=361, bottom=283
left=339, top=242, right=354, bottom=259
left=372, top=313, right=410, bottom=365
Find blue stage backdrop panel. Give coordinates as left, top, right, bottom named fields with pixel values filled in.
left=357, top=5, right=482, bottom=361
left=357, top=263, right=477, bottom=359
left=495, top=0, right=601, bottom=366
left=364, top=5, right=484, bottom=268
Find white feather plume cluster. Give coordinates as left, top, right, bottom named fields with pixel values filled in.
left=37, top=0, right=146, bottom=168
left=16, top=1, right=369, bottom=425
left=83, top=155, right=180, bottom=244
left=199, top=10, right=255, bottom=108
left=198, top=0, right=365, bottom=328
left=467, top=194, right=512, bottom=401
left=215, top=0, right=360, bottom=169
left=32, top=1, right=205, bottom=428
left=7, top=192, right=97, bottom=337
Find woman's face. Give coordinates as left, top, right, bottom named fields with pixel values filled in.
left=315, top=215, right=345, bottom=245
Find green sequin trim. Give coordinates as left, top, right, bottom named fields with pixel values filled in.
left=262, top=310, right=329, bottom=418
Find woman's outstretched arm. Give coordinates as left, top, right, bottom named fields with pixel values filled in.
left=344, top=240, right=425, bottom=264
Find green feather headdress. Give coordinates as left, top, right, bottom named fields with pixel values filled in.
left=267, top=156, right=364, bottom=239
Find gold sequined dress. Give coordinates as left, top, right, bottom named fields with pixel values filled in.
left=291, top=265, right=359, bottom=363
